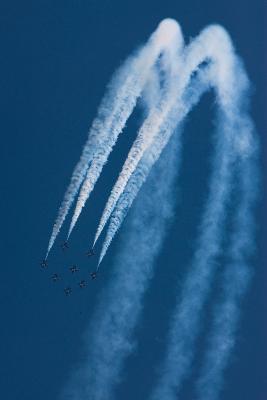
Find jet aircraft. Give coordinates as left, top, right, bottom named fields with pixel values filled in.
left=40, top=259, right=48, bottom=268
left=78, top=280, right=86, bottom=288
left=70, top=265, right=79, bottom=274
left=86, top=249, right=95, bottom=257
left=61, top=241, right=69, bottom=251
left=51, top=273, right=60, bottom=282
left=90, top=271, right=97, bottom=280
left=64, top=287, right=72, bottom=296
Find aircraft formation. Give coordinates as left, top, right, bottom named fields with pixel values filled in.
left=40, top=242, right=97, bottom=296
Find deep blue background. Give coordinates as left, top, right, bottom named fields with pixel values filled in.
left=0, top=1, right=266, bottom=399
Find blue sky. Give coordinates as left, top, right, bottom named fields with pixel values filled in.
left=0, top=1, right=266, bottom=399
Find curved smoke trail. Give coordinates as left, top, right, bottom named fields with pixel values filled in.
left=46, top=18, right=182, bottom=255
left=47, top=18, right=259, bottom=400
left=66, top=19, right=183, bottom=240
left=93, top=24, right=244, bottom=257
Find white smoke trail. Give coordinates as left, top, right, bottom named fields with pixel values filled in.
left=45, top=57, right=138, bottom=256
left=46, top=18, right=258, bottom=400
left=149, top=34, right=256, bottom=400
left=92, top=83, right=181, bottom=247
left=195, top=147, right=259, bottom=400
left=93, top=24, right=240, bottom=251
left=150, top=117, right=236, bottom=400
left=45, top=58, right=136, bottom=257
left=61, top=125, right=182, bottom=400
left=66, top=19, right=183, bottom=239
left=97, top=69, right=212, bottom=265
left=46, top=18, right=182, bottom=255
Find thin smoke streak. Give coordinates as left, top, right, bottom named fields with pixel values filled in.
left=196, top=150, right=259, bottom=400
left=150, top=114, right=236, bottom=400
left=150, top=113, right=255, bottom=400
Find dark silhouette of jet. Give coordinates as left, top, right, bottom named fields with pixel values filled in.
left=51, top=273, right=60, bottom=282
left=78, top=280, right=86, bottom=288
left=40, top=259, right=48, bottom=268
left=86, top=249, right=95, bottom=257
left=90, top=271, right=97, bottom=280
left=61, top=241, right=69, bottom=251
left=64, top=287, right=72, bottom=296
left=69, top=265, right=79, bottom=274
